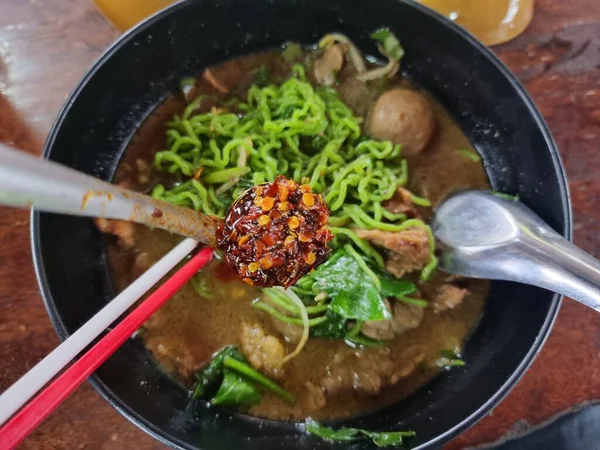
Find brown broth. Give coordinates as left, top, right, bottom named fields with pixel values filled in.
left=107, top=48, right=490, bottom=421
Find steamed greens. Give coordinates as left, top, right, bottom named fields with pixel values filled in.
left=193, top=347, right=294, bottom=407
left=305, top=418, right=416, bottom=447
left=371, top=28, right=405, bottom=62
left=253, top=244, right=427, bottom=346
left=253, top=246, right=420, bottom=342
left=212, top=371, right=262, bottom=407
left=299, top=247, right=391, bottom=322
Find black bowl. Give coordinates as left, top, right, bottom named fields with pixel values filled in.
left=32, top=0, right=571, bottom=448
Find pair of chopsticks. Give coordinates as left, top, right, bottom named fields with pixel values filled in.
left=0, top=239, right=213, bottom=448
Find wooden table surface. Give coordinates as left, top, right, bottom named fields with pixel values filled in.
left=0, top=0, right=598, bottom=448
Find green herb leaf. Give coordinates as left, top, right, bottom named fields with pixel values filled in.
left=305, top=418, right=416, bottom=447
left=223, top=357, right=296, bottom=403
left=305, top=418, right=362, bottom=442
left=211, top=371, right=262, bottom=407
left=374, top=268, right=417, bottom=299
left=302, top=249, right=391, bottom=322
left=367, top=430, right=417, bottom=447
left=309, top=310, right=347, bottom=339
left=193, top=346, right=245, bottom=399
left=370, top=28, right=404, bottom=62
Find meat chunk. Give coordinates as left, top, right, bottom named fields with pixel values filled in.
left=390, top=301, right=425, bottom=334
left=302, top=381, right=326, bottom=412
left=202, top=68, right=230, bottom=95
left=134, top=252, right=151, bottom=270
left=368, top=88, right=435, bottom=155
left=383, top=187, right=424, bottom=219
left=362, top=299, right=424, bottom=340
left=360, top=301, right=395, bottom=340
left=320, top=345, right=425, bottom=397
left=321, top=348, right=395, bottom=396
left=240, top=322, right=286, bottom=378
left=354, top=227, right=430, bottom=278
left=432, top=283, right=469, bottom=313
left=313, top=44, right=346, bottom=86
left=95, top=218, right=135, bottom=249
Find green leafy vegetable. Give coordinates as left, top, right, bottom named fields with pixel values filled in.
left=369, top=431, right=417, bottom=447
left=374, top=267, right=417, bottom=299
left=306, top=419, right=361, bottom=442
left=268, top=249, right=420, bottom=341
left=212, top=371, right=262, bottom=406
left=309, top=310, right=348, bottom=339
left=193, top=346, right=245, bottom=399
left=370, top=28, right=404, bottom=62
left=193, top=347, right=295, bottom=408
left=305, top=418, right=416, bottom=447
left=456, top=148, right=482, bottom=163
left=302, top=248, right=391, bottom=322
left=223, top=357, right=296, bottom=403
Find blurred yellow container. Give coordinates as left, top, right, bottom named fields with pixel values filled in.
left=93, top=0, right=533, bottom=46
left=93, top=0, right=176, bottom=31
left=417, top=0, right=534, bottom=45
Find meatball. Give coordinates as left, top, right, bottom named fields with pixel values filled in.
left=368, top=88, right=435, bottom=155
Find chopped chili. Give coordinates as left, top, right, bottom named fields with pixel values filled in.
left=217, top=175, right=333, bottom=287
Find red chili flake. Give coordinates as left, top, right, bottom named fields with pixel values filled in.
left=216, top=175, right=333, bottom=287
left=152, top=208, right=163, bottom=218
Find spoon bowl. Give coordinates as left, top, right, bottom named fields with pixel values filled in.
left=433, top=191, right=600, bottom=312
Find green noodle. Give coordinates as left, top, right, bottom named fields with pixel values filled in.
left=151, top=64, right=438, bottom=280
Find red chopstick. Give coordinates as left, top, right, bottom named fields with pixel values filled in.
left=0, top=247, right=213, bottom=449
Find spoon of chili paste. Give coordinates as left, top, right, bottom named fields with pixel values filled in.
left=217, top=175, right=333, bottom=287
left=0, top=143, right=332, bottom=288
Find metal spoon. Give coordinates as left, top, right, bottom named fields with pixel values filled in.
left=0, top=143, right=221, bottom=246
left=432, top=191, right=600, bottom=312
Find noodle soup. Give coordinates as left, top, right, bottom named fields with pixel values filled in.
left=102, top=33, right=490, bottom=423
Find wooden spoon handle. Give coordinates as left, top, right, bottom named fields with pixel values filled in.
left=0, top=143, right=221, bottom=246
